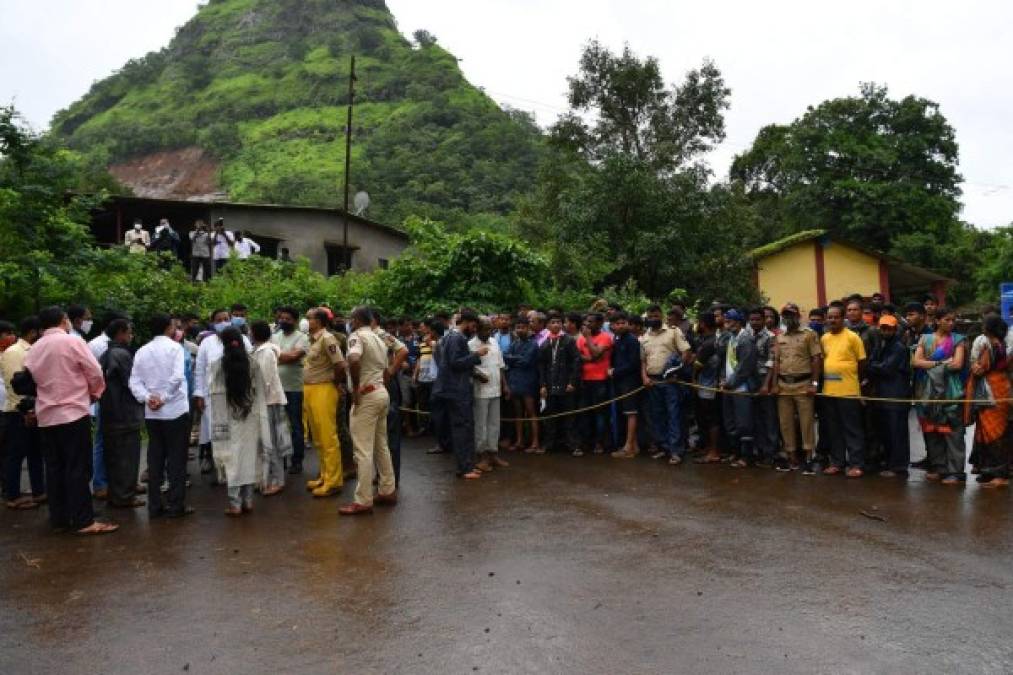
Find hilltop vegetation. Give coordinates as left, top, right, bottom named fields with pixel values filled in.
left=50, top=0, right=542, bottom=226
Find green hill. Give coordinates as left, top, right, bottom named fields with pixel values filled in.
left=50, top=0, right=543, bottom=226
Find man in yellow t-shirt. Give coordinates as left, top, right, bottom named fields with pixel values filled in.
left=819, top=304, right=867, bottom=478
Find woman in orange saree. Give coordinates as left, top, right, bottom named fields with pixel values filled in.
left=965, top=316, right=1011, bottom=488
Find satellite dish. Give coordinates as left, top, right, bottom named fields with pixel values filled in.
left=353, top=191, right=370, bottom=216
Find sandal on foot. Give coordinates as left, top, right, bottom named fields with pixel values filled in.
left=76, top=521, right=119, bottom=535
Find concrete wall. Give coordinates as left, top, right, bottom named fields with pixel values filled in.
left=208, top=205, right=407, bottom=274
left=822, top=241, right=880, bottom=303
left=756, top=242, right=819, bottom=313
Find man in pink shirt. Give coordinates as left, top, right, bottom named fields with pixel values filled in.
left=23, top=307, right=118, bottom=535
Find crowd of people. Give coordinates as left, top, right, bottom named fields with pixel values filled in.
left=0, top=291, right=1010, bottom=536
left=124, top=216, right=284, bottom=283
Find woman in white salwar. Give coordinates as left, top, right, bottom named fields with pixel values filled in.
left=209, top=327, right=263, bottom=516
left=250, top=321, right=293, bottom=496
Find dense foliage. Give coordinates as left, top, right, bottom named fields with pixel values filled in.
left=49, top=0, right=543, bottom=228
left=517, top=42, right=760, bottom=308
left=730, top=83, right=982, bottom=303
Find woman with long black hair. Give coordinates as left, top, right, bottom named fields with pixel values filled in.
left=209, top=327, right=263, bottom=515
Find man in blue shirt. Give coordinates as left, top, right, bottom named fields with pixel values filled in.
left=610, top=313, right=643, bottom=459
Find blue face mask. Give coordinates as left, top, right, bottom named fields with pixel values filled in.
left=213, top=321, right=231, bottom=333
left=809, top=321, right=824, bottom=335
left=231, top=317, right=247, bottom=328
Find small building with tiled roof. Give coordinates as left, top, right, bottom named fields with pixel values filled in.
left=750, top=230, right=951, bottom=312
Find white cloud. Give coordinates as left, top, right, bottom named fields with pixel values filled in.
left=2, top=0, right=1010, bottom=228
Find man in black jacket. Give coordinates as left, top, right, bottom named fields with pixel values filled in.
left=99, top=320, right=145, bottom=508
left=432, top=309, right=486, bottom=479
left=718, top=309, right=759, bottom=468
left=539, top=313, right=581, bottom=453
left=867, top=315, right=911, bottom=477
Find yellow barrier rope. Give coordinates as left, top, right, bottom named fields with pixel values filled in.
left=399, top=377, right=1012, bottom=422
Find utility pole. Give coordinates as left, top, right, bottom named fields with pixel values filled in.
left=342, top=55, right=356, bottom=272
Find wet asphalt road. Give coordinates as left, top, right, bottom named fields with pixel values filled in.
left=2, top=432, right=1013, bottom=675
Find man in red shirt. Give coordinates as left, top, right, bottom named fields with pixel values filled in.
left=575, top=312, right=613, bottom=456
left=23, top=307, right=118, bottom=535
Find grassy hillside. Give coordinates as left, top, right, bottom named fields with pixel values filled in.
left=50, top=0, right=543, bottom=226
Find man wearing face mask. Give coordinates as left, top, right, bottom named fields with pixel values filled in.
left=230, top=303, right=249, bottom=336
left=769, top=303, right=823, bottom=474
left=194, top=308, right=253, bottom=478
left=151, top=218, right=180, bottom=258
left=67, top=305, right=93, bottom=341
left=271, top=306, right=309, bottom=474
left=124, top=220, right=150, bottom=254
left=718, top=309, right=759, bottom=468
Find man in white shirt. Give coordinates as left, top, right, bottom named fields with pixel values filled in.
left=233, top=231, right=261, bottom=259
left=194, top=308, right=253, bottom=478
left=129, top=313, right=192, bottom=519
left=211, top=219, right=235, bottom=271
left=469, top=317, right=508, bottom=473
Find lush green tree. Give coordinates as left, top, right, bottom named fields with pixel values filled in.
left=365, top=217, right=549, bottom=315
left=0, top=106, right=118, bottom=315
left=552, top=40, right=730, bottom=175
left=730, top=83, right=963, bottom=255
left=520, top=42, right=756, bottom=305
left=971, top=225, right=1013, bottom=303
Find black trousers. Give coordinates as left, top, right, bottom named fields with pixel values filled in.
left=876, top=404, right=910, bottom=472
left=543, top=393, right=576, bottom=452
left=430, top=395, right=452, bottom=452
left=102, top=424, right=141, bottom=506
left=434, top=395, right=475, bottom=474
left=722, top=391, right=754, bottom=458
left=824, top=397, right=865, bottom=469
left=190, top=256, right=213, bottom=282
left=39, top=416, right=94, bottom=530
left=3, top=411, right=45, bottom=500
left=387, top=380, right=402, bottom=483
left=146, top=413, right=190, bottom=516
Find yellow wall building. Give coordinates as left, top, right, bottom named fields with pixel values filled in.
left=751, top=230, right=949, bottom=313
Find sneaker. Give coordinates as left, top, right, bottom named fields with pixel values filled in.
left=571, top=449, right=584, bottom=457
left=774, top=458, right=791, bottom=472
left=288, top=462, right=303, bottom=475
left=592, top=446, right=605, bottom=455
left=650, top=450, right=666, bottom=460
left=801, top=461, right=816, bottom=476
left=755, top=459, right=773, bottom=469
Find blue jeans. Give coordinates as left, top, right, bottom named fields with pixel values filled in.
left=647, top=382, right=683, bottom=457
left=92, top=407, right=107, bottom=491
left=284, top=390, right=305, bottom=466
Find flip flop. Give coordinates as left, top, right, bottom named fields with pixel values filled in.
left=693, top=456, right=722, bottom=464
left=76, top=521, right=119, bottom=536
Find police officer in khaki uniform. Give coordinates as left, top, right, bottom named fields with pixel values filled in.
left=303, top=308, right=346, bottom=497
left=339, top=307, right=397, bottom=515
left=768, top=303, right=823, bottom=473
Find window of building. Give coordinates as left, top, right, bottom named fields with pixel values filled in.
left=377, top=258, right=389, bottom=270
left=325, top=245, right=355, bottom=276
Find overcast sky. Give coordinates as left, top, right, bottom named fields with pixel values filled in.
left=2, top=0, right=1011, bottom=229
